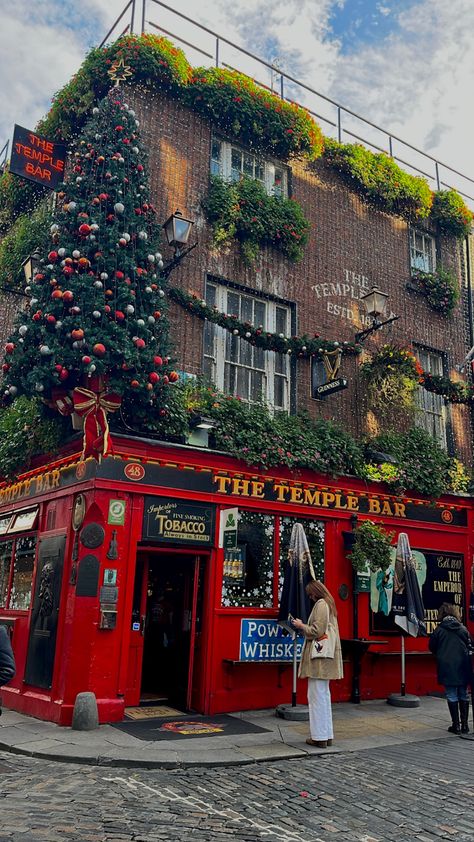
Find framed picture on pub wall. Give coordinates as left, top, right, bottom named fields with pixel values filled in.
left=369, top=547, right=465, bottom=636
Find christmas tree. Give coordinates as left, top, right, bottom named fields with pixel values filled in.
left=2, top=66, right=179, bottom=459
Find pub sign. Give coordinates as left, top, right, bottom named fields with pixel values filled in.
left=143, top=497, right=215, bottom=546
left=10, top=125, right=66, bottom=189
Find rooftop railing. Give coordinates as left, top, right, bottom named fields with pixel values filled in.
left=4, top=0, right=474, bottom=208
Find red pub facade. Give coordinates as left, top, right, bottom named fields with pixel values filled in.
left=0, top=437, right=472, bottom=725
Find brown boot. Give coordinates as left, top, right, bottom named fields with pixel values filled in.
left=327, top=739, right=333, bottom=746
left=306, top=738, right=327, bottom=748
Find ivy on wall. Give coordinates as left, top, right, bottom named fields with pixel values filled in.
left=204, top=176, right=310, bottom=263
left=0, top=203, right=51, bottom=290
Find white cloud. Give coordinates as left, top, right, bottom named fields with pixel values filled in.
left=0, top=0, right=472, bottom=202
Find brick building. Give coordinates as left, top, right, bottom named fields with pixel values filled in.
left=0, top=40, right=473, bottom=724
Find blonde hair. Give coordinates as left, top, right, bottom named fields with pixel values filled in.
left=306, top=580, right=337, bottom=617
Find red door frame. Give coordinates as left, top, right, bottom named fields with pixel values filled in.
left=125, top=545, right=210, bottom=710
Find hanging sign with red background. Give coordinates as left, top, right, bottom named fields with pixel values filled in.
left=9, top=125, right=66, bottom=189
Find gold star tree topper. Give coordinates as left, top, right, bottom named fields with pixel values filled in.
left=108, top=57, right=133, bottom=87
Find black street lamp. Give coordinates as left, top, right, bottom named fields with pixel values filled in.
left=161, top=209, right=197, bottom=278
left=355, top=286, right=399, bottom=343
left=21, top=250, right=42, bottom=285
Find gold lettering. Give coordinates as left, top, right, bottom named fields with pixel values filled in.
left=214, top=475, right=231, bottom=494
left=273, top=483, right=289, bottom=502
left=321, top=492, right=336, bottom=508
left=393, top=501, right=406, bottom=518
left=334, top=493, right=347, bottom=510
left=289, top=486, right=303, bottom=504
left=35, top=475, right=43, bottom=493
left=303, top=488, right=322, bottom=506
left=368, top=498, right=381, bottom=514
left=51, top=470, right=60, bottom=489
left=381, top=500, right=393, bottom=516
left=347, top=495, right=359, bottom=511
left=251, top=481, right=265, bottom=498
left=231, top=478, right=250, bottom=496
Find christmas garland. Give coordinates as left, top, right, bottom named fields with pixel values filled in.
left=167, top=286, right=361, bottom=359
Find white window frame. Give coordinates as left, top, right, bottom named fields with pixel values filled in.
left=211, top=137, right=288, bottom=198
left=416, top=348, right=447, bottom=449
left=203, top=281, right=291, bottom=410
left=410, top=228, right=436, bottom=273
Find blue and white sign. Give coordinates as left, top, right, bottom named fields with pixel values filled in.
left=239, top=619, right=303, bottom=661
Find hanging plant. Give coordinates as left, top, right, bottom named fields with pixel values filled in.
left=411, top=268, right=460, bottom=315
left=204, top=175, right=310, bottom=263
left=431, top=190, right=473, bottom=238
left=0, top=397, right=69, bottom=480
left=348, top=521, right=395, bottom=574
left=360, top=344, right=422, bottom=431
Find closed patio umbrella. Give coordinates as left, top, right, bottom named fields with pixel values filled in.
left=388, top=532, right=426, bottom=706
left=278, top=523, right=316, bottom=708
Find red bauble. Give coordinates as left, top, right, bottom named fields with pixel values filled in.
left=162, top=375, right=169, bottom=385
left=93, top=343, right=106, bottom=357
left=148, top=372, right=159, bottom=384
left=54, top=364, right=63, bottom=372
left=62, top=290, right=74, bottom=303
left=92, top=197, right=100, bottom=206
left=46, top=315, right=56, bottom=325
left=115, top=125, right=124, bottom=132
left=63, top=266, right=74, bottom=278
left=104, top=305, right=111, bottom=314
left=73, top=165, right=82, bottom=173
left=34, top=273, right=45, bottom=282
left=159, top=409, right=167, bottom=417
left=64, top=257, right=73, bottom=265
left=130, top=379, right=140, bottom=388
left=78, top=223, right=91, bottom=236
left=99, top=192, right=108, bottom=201
left=97, top=155, right=105, bottom=163
left=134, top=338, right=146, bottom=349
left=137, top=164, right=144, bottom=172
left=32, top=312, right=42, bottom=322
left=115, top=310, right=125, bottom=321
left=59, top=368, right=69, bottom=381
left=115, top=270, right=125, bottom=280
left=82, top=355, right=91, bottom=365
left=71, top=329, right=84, bottom=341
left=4, top=343, right=14, bottom=354
left=2, top=363, right=10, bottom=373
left=48, top=251, right=59, bottom=262
left=153, top=355, right=163, bottom=366
left=169, top=371, right=179, bottom=383
left=153, top=310, right=161, bottom=319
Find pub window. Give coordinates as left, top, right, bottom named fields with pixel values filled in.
left=9, top=536, right=36, bottom=611
left=0, top=541, right=13, bottom=607
left=211, top=137, right=288, bottom=198
left=278, top=517, right=325, bottom=601
left=410, top=228, right=436, bottom=273
left=203, top=280, right=291, bottom=410
left=221, top=511, right=275, bottom=608
left=416, top=347, right=448, bottom=449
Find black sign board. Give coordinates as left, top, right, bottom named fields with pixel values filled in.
left=76, top=554, right=100, bottom=597
left=10, top=124, right=66, bottom=189
left=315, top=377, right=348, bottom=398
left=370, top=548, right=465, bottom=635
left=143, top=498, right=215, bottom=546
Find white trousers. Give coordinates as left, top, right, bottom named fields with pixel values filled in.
left=308, top=678, right=333, bottom=740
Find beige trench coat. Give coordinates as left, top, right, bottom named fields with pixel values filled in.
left=298, top=598, right=344, bottom=680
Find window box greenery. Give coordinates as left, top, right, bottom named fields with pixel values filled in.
left=410, top=268, right=459, bottom=315
left=204, top=175, right=310, bottom=263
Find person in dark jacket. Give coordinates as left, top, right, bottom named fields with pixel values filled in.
left=429, top=603, right=472, bottom=734
left=0, top=624, right=15, bottom=690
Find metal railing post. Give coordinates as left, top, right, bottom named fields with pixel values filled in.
left=280, top=75, right=284, bottom=100
left=215, top=37, right=219, bottom=68
left=131, top=0, right=136, bottom=34
left=389, top=136, right=393, bottom=157
left=141, top=0, right=146, bottom=33
left=435, top=161, right=441, bottom=191
left=337, top=107, right=342, bottom=143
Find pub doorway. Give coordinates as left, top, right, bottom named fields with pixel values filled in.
left=126, top=550, right=206, bottom=711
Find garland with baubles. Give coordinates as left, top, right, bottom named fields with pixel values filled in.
left=167, top=286, right=362, bottom=359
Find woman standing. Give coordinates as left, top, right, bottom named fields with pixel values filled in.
left=292, top=580, right=343, bottom=748
left=429, top=603, right=472, bottom=735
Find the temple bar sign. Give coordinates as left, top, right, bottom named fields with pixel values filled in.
left=10, top=125, right=66, bottom=189
left=143, top=497, right=215, bottom=545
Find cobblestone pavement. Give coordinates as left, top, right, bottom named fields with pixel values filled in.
left=1, top=737, right=473, bottom=841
